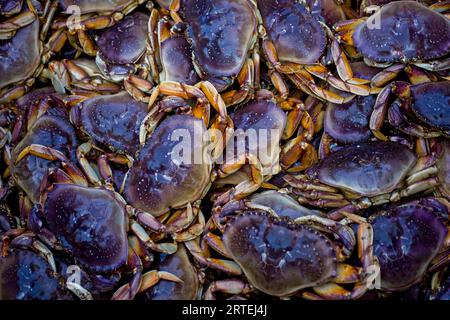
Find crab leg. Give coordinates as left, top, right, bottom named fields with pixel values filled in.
left=287, top=72, right=353, bottom=104
left=305, top=64, right=370, bottom=96
left=171, top=211, right=205, bottom=242
left=222, top=57, right=255, bottom=106
left=15, top=144, right=88, bottom=187
left=282, top=101, right=312, bottom=140
left=318, top=132, right=334, bottom=159
left=270, top=70, right=290, bottom=99
left=77, top=29, right=97, bottom=56
left=184, top=238, right=242, bottom=275
left=147, top=8, right=161, bottom=83
left=334, top=18, right=367, bottom=46
left=430, top=1, right=450, bottom=13
left=405, top=65, right=437, bottom=85
left=414, top=59, right=450, bottom=72
left=130, top=221, right=178, bottom=254
left=284, top=175, right=351, bottom=208
left=164, top=204, right=197, bottom=233
left=128, top=235, right=153, bottom=269
left=204, top=279, right=252, bottom=300
left=0, top=85, right=29, bottom=104
left=280, top=134, right=318, bottom=173
left=0, top=10, right=36, bottom=39
left=96, top=153, right=132, bottom=189
left=369, top=82, right=393, bottom=141
left=204, top=232, right=233, bottom=259
left=371, top=64, right=404, bottom=88
left=216, top=153, right=264, bottom=202
left=111, top=246, right=143, bottom=300
left=137, top=269, right=184, bottom=294
left=75, top=142, right=103, bottom=187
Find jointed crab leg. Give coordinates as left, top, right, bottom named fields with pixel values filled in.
left=111, top=246, right=143, bottom=300
left=15, top=144, right=88, bottom=187
left=204, top=279, right=252, bottom=300
left=184, top=238, right=243, bottom=275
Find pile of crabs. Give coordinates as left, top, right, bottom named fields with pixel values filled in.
left=0, top=0, right=449, bottom=300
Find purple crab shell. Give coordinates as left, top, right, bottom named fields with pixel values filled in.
left=182, top=0, right=257, bottom=90
left=306, top=0, right=346, bottom=26
left=306, top=141, right=417, bottom=196
left=139, top=246, right=199, bottom=300
left=12, top=115, right=78, bottom=203
left=123, top=114, right=211, bottom=217
left=97, top=12, right=149, bottom=65
left=353, top=1, right=450, bottom=63
left=0, top=18, right=40, bottom=89
left=0, top=0, right=22, bottom=16
left=257, top=0, right=327, bottom=64
left=75, top=91, right=148, bottom=155
left=160, top=34, right=200, bottom=85
left=409, top=81, right=450, bottom=132
left=370, top=198, right=448, bottom=291
left=44, top=184, right=128, bottom=274
left=222, top=212, right=337, bottom=296
left=325, top=94, right=375, bottom=144
left=0, top=250, right=72, bottom=300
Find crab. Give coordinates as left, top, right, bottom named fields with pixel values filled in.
left=0, top=7, right=42, bottom=103
left=0, top=0, right=64, bottom=103
left=25, top=167, right=182, bottom=300
left=370, top=80, right=450, bottom=140
left=9, top=91, right=79, bottom=207
left=335, top=1, right=450, bottom=88
left=137, top=245, right=201, bottom=300
left=357, top=0, right=445, bottom=15
left=48, top=0, right=149, bottom=55
left=284, top=140, right=444, bottom=218
left=46, top=58, right=122, bottom=95
left=148, top=14, right=199, bottom=86
left=67, top=91, right=149, bottom=187
left=367, top=197, right=449, bottom=293
left=0, top=226, right=91, bottom=299
left=165, top=0, right=260, bottom=106
left=320, top=62, right=381, bottom=157
left=186, top=190, right=378, bottom=300
left=94, top=11, right=151, bottom=83
left=256, top=0, right=372, bottom=104
left=46, top=11, right=153, bottom=100
left=212, top=90, right=319, bottom=203
left=63, top=82, right=229, bottom=243
left=0, top=0, right=46, bottom=40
